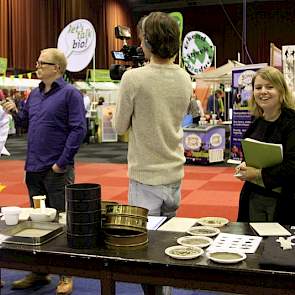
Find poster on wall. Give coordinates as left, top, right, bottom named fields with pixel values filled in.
left=182, top=31, right=214, bottom=75
left=270, top=43, right=282, bottom=70
left=230, top=63, right=267, bottom=161
left=282, top=45, right=295, bottom=93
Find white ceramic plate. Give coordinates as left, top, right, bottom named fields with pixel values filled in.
left=177, top=236, right=213, bottom=248
left=165, top=245, right=204, bottom=260
left=187, top=226, right=220, bottom=237
left=196, top=217, right=229, bottom=228
left=206, top=251, right=247, bottom=264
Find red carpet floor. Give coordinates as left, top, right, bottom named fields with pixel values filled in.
left=0, top=160, right=243, bottom=221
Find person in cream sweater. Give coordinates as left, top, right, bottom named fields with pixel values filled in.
left=115, top=12, right=192, bottom=219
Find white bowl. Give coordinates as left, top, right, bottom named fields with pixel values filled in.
left=29, top=208, right=57, bottom=222
left=1, top=206, right=22, bottom=215
left=1, top=206, right=22, bottom=225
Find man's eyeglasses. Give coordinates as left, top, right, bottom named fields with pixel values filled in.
left=36, top=61, right=56, bottom=67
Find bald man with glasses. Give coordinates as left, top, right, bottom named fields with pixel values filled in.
left=2, top=48, right=86, bottom=295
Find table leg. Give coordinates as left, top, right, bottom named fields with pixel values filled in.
left=100, top=274, right=115, bottom=295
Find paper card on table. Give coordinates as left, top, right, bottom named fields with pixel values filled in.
left=241, top=138, right=283, bottom=169
left=157, top=217, right=198, bottom=232
left=250, top=222, right=291, bottom=236
left=207, top=233, right=262, bottom=254
left=147, top=216, right=167, bottom=230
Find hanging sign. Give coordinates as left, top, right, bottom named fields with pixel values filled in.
left=169, top=12, right=183, bottom=66
left=182, top=31, right=214, bottom=75
left=57, top=19, right=96, bottom=72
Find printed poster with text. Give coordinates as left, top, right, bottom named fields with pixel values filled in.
left=230, top=63, right=267, bottom=161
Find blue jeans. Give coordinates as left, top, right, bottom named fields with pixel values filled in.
left=128, top=179, right=181, bottom=218
left=25, top=165, right=74, bottom=212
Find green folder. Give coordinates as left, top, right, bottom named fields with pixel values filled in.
left=241, top=138, right=283, bottom=169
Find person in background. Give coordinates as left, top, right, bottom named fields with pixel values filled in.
left=81, top=89, right=91, bottom=144
left=115, top=12, right=192, bottom=295
left=217, top=90, right=225, bottom=120
left=187, top=90, right=205, bottom=125
left=2, top=48, right=86, bottom=295
left=207, top=89, right=224, bottom=119
left=235, top=66, right=295, bottom=224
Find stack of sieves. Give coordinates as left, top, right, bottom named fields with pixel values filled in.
left=65, top=183, right=101, bottom=249
left=103, top=204, right=149, bottom=248
left=101, top=200, right=119, bottom=224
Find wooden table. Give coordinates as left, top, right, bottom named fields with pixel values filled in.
left=1, top=222, right=295, bottom=295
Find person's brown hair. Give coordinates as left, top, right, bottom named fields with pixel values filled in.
left=142, top=12, right=179, bottom=59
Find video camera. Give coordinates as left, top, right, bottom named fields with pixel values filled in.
left=110, top=25, right=145, bottom=80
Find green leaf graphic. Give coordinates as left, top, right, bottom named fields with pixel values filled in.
left=195, top=37, right=213, bottom=64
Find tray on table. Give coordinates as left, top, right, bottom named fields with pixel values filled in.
left=1, top=221, right=64, bottom=246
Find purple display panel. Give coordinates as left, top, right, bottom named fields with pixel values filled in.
left=183, top=126, right=225, bottom=164
left=230, top=109, right=252, bottom=160
left=230, top=63, right=267, bottom=161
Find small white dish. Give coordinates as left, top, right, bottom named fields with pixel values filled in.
left=177, top=235, right=213, bottom=248
left=196, top=217, right=229, bottom=228
left=29, top=208, right=57, bottom=222
left=165, top=245, right=204, bottom=260
left=206, top=251, right=246, bottom=264
left=187, top=226, right=220, bottom=237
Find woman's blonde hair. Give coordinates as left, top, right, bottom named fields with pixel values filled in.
left=250, top=66, right=295, bottom=117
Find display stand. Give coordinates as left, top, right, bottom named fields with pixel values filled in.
left=183, top=125, right=225, bottom=164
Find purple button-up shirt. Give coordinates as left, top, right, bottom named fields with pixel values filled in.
left=17, top=77, right=86, bottom=172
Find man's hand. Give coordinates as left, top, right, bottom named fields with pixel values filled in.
left=1, top=99, right=18, bottom=114
left=52, top=163, right=65, bottom=173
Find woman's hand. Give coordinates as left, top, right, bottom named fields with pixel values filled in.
left=235, top=161, right=246, bottom=176
left=235, top=162, right=260, bottom=182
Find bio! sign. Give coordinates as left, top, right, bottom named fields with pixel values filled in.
left=58, top=19, right=96, bottom=72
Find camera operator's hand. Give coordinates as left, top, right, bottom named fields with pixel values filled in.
left=0, top=98, right=18, bottom=114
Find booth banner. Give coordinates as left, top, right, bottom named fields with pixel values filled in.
left=86, top=69, right=113, bottom=82
left=282, top=45, right=295, bottom=92
left=182, top=31, right=214, bottom=75
left=230, top=110, right=252, bottom=160
left=230, top=63, right=267, bottom=161
left=0, top=57, right=7, bottom=75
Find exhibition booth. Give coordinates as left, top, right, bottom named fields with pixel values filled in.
left=182, top=60, right=244, bottom=164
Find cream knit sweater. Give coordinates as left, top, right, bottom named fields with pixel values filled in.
left=115, top=63, right=192, bottom=185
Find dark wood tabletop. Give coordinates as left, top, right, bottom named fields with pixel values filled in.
left=1, top=222, right=295, bottom=295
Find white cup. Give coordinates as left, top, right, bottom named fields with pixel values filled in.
left=1, top=206, right=21, bottom=225
left=32, top=195, right=46, bottom=209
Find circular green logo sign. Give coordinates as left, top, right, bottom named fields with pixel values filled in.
left=182, top=31, right=214, bottom=75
